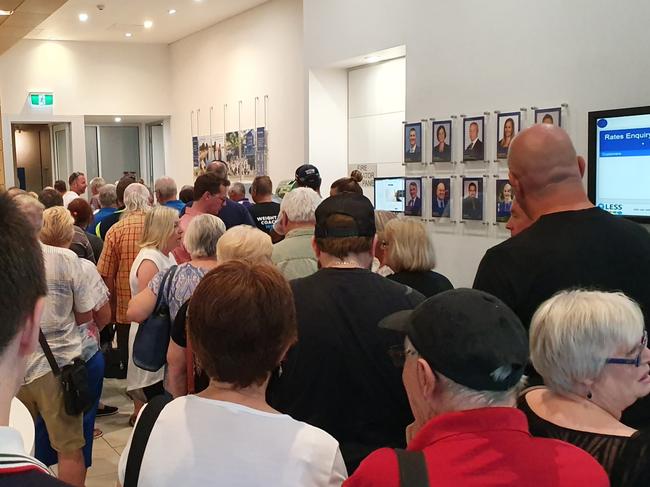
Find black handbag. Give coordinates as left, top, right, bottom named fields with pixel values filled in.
left=133, top=265, right=178, bottom=372
left=39, top=330, right=91, bottom=416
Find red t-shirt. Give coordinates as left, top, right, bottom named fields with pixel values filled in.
left=344, top=407, right=609, bottom=487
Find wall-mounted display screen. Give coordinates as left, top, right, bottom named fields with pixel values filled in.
left=374, top=177, right=405, bottom=212
left=588, top=106, right=650, bottom=222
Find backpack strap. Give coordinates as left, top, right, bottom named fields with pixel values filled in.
left=123, top=394, right=173, bottom=487
left=394, top=449, right=429, bottom=487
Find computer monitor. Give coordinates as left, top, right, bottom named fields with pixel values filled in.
left=374, top=177, right=405, bottom=213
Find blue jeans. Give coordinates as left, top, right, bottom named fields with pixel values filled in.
left=34, top=350, right=105, bottom=467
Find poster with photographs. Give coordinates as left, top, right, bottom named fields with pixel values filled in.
left=535, top=107, right=562, bottom=127
left=496, top=179, right=514, bottom=223
left=211, top=133, right=225, bottom=163
left=463, top=116, right=485, bottom=162
left=461, top=177, right=484, bottom=221
left=197, top=135, right=211, bottom=174
left=496, top=112, right=520, bottom=160
left=432, top=178, right=451, bottom=218
left=256, top=127, right=267, bottom=176
left=404, top=178, right=423, bottom=217
left=432, top=120, right=452, bottom=162
left=404, top=122, right=423, bottom=163
left=192, top=136, right=200, bottom=177
left=225, top=130, right=256, bottom=180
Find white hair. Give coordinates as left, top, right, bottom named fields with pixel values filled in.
left=280, top=187, right=321, bottom=223
left=216, top=225, right=272, bottom=264
left=99, top=183, right=117, bottom=208
left=123, top=183, right=152, bottom=213
left=89, top=176, right=105, bottom=194
left=14, top=194, right=45, bottom=233
left=530, top=289, right=644, bottom=395
left=184, top=214, right=226, bottom=259
left=155, top=176, right=178, bottom=201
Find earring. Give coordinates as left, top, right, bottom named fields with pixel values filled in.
left=278, top=364, right=283, bottom=378
left=587, top=391, right=592, bottom=400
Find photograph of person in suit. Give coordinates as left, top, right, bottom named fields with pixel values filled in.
left=463, top=119, right=485, bottom=161
left=432, top=179, right=451, bottom=218
left=404, top=124, right=422, bottom=163
left=462, top=179, right=483, bottom=220
left=404, top=179, right=422, bottom=216
left=496, top=179, right=514, bottom=222
left=432, top=123, right=452, bottom=162
left=497, top=115, right=519, bottom=160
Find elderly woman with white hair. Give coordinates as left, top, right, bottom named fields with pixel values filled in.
left=128, top=214, right=227, bottom=397
left=520, top=290, right=650, bottom=487
left=272, top=187, right=321, bottom=280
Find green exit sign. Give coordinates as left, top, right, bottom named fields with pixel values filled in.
left=29, top=93, right=54, bottom=107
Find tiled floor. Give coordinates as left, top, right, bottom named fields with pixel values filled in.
left=85, top=378, right=133, bottom=487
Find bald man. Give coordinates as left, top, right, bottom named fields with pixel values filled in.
left=473, top=124, right=650, bottom=428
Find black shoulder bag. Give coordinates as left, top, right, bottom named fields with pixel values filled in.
left=394, top=449, right=430, bottom=487
left=38, top=330, right=91, bottom=416
left=133, top=265, right=178, bottom=372
left=123, top=394, right=173, bottom=487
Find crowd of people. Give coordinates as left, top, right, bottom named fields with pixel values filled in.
left=1, top=124, right=650, bottom=487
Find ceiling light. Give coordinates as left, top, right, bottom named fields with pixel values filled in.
left=0, top=10, right=13, bottom=16
left=114, top=117, right=122, bottom=123
left=78, top=13, right=89, bottom=22
left=168, top=9, right=176, bottom=15
left=144, top=20, right=153, bottom=29
left=125, top=32, right=132, bottom=38
left=364, top=55, right=380, bottom=63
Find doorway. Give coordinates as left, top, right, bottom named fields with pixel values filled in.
left=11, top=124, right=52, bottom=192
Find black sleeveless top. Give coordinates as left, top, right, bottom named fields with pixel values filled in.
left=519, top=395, right=650, bottom=487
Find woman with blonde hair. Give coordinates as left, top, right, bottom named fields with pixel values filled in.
left=383, top=218, right=453, bottom=297
left=373, top=210, right=398, bottom=276
left=127, top=205, right=182, bottom=422
left=216, top=225, right=273, bottom=264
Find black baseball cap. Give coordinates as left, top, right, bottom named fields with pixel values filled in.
left=315, top=192, right=376, bottom=238
left=295, top=164, right=322, bottom=189
left=380, top=289, right=528, bottom=391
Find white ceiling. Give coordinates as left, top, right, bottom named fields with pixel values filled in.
left=25, top=0, right=269, bottom=44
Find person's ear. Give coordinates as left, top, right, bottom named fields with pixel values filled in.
left=509, top=172, right=523, bottom=201
left=19, top=297, right=45, bottom=357
left=577, top=156, right=586, bottom=178
left=416, top=358, right=438, bottom=403
left=311, top=236, right=321, bottom=259
left=371, top=235, right=379, bottom=259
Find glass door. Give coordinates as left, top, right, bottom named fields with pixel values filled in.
left=52, top=123, right=72, bottom=182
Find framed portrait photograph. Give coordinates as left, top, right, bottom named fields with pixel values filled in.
left=463, top=116, right=485, bottom=162
left=432, top=178, right=451, bottom=218
left=404, top=122, right=423, bottom=163
left=461, top=177, right=483, bottom=221
left=432, top=120, right=452, bottom=163
left=404, top=178, right=423, bottom=217
left=496, top=112, right=521, bottom=160
left=535, top=107, right=562, bottom=127
left=496, top=179, right=514, bottom=223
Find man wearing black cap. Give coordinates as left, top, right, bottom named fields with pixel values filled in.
left=268, top=192, right=424, bottom=474
left=294, top=163, right=322, bottom=196
left=345, top=289, right=608, bottom=487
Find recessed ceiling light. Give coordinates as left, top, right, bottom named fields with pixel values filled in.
left=364, top=55, right=380, bottom=63
left=168, top=9, right=177, bottom=15
left=125, top=32, right=133, bottom=38
left=114, top=117, right=122, bottom=123
left=0, top=10, right=13, bottom=16
left=78, top=12, right=89, bottom=22
left=144, top=20, right=153, bottom=29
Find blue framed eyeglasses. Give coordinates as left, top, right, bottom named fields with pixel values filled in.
left=605, top=330, right=648, bottom=367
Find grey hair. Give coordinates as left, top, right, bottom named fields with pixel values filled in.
left=155, top=176, right=178, bottom=201
left=530, top=289, right=644, bottom=395
left=14, top=194, right=45, bottom=233
left=229, top=182, right=246, bottom=197
left=123, top=183, right=152, bottom=213
left=184, top=214, right=226, bottom=259
left=98, top=184, right=117, bottom=208
left=89, top=177, right=105, bottom=194
left=279, top=187, right=321, bottom=223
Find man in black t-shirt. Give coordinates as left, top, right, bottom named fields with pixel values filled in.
left=248, top=176, right=280, bottom=234
left=473, top=124, right=650, bottom=428
left=267, top=193, right=424, bottom=474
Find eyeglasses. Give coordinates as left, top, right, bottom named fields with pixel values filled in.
left=388, top=344, right=418, bottom=368
left=605, top=330, right=648, bottom=367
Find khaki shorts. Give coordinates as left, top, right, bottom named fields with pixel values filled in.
left=17, top=371, right=85, bottom=454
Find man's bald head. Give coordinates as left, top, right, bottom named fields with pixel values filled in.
left=207, top=160, right=228, bottom=179
left=508, top=124, right=589, bottom=219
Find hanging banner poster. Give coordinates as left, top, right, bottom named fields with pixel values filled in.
left=198, top=135, right=211, bottom=174
left=244, top=129, right=255, bottom=157
left=211, top=133, right=225, bottom=163
left=256, top=127, right=267, bottom=176
left=192, top=136, right=200, bottom=177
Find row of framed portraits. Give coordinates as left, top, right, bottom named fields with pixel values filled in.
left=374, top=176, right=513, bottom=223
left=404, top=106, right=563, bottom=164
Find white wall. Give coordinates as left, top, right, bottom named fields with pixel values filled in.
left=304, top=0, right=650, bottom=287
left=168, top=0, right=304, bottom=188
left=0, top=39, right=171, bottom=185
